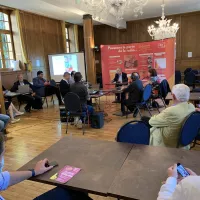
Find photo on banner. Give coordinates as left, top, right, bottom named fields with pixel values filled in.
left=101, top=38, right=175, bottom=89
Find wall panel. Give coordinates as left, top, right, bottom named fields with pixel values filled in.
left=78, top=11, right=200, bottom=73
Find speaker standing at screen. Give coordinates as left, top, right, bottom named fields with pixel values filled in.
left=33, top=71, right=63, bottom=105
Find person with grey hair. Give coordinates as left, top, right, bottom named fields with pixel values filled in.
left=142, top=84, right=195, bottom=149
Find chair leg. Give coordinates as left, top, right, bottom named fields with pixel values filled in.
left=136, top=107, right=142, bottom=118
left=51, top=95, right=54, bottom=105
left=191, top=139, right=197, bottom=149
left=146, top=104, right=152, bottom=116
left=66, top=116, right=69, bottom=134
left=45, top=97, right=48, bottom=108
left=162, top=98, right=167, bottom=108
left=18, top=102, right=21, bottom=110
left=126, top=106, right=128, bottom=119
left=82, top=117, right=86, bottom=135
left=154, top=101, right=160, bottom=113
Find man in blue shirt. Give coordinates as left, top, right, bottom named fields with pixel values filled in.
left=33, top=71, right=63, bottom=105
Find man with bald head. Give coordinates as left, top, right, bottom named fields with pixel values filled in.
left=112, top=68, right=128, bottom=103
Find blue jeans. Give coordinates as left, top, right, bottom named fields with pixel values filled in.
left=82, top=105, right=94, bottom=115
left=0, top=114, right=10, bottom=132
left=34, top=187, right=92, bottom=200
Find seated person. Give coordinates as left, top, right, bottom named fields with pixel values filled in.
left=142, top=84, right=195, bottom=149
left=60, top=72, right=70, bottom=98
left=11, top=74, right=43, bottom=112
left=158, top=164, right=200, bottom=200
left=112, top=68, right=128, bottom=102
left=70, top=72, right=94, bottom=115
left=121, top=72, right=143, bottom=117
left=2, top=87, right=24, bottom=124
left=0, top=113, right=10, bottom=133
left=33, top=71, right=63, bottom=105
left=144, top=68, right=160, bottom=87
left=0, top=134, right=92, bottom=200
left=69, top=71, right=76, bottom=84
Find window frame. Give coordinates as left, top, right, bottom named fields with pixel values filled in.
left=0, top=9, right=16, bottom=69
left=65, top=25, right=70, bottom=53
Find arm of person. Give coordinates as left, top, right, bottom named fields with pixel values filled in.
left=122, top=84, right=132, bottom=93
left=124, top=73, right=128, bottom=83
left=33, top=78, right=44, bottom=88
left=112, top=74, right=118, bottom=83
left=10, top=83, right=18, bottom=92
left=157, top=177, right=177, bottom=200
left=0, top=159, right=53, bottom=191
left=149, top=108, right=172, bottom=128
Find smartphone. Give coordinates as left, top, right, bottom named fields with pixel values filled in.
left=177, top=163, right=190, bottom=177
left=45, top=161, right=58, bottom=168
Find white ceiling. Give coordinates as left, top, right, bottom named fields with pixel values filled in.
left=0, top=0, right=200, bottom=28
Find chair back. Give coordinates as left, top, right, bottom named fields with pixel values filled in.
left=143, top=84, right=152, bottom=102
left=116, top=120, right=150, bottom=145
left=45, top=86, right=56, bottom=97
left=64, top=92, right=81, bottom=112
left=184, top=71, right=196, bottom=86
left=184, top=68, right=192, bottom=75
left=177, top=112, right=200, bottom=148
left=159, top=79, right=171, bottom=98
left=175, top=70, right=181, bottom=84
left=192, top=70, right=198, bottom=75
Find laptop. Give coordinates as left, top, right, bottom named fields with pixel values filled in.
left=17, top=85, right=30, bottom=94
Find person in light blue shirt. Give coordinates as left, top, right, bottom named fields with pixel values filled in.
left=0, top=134, right=92, bottom=200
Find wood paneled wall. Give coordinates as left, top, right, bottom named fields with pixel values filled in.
left=19, top=11, right=65, bottom=80
left=79, top=11, right=200, bottom=73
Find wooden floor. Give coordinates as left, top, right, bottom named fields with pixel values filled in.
left=1, top=96, right=199, bottom=199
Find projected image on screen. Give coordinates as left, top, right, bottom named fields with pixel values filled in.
left=52, top=54, right=78, bottom=75
left=49, top=53, right=86, bottom=82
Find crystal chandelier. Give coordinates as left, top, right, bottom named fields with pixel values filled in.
left=148, top=1, right=179, bottom=40
left=76, top=0, right=149, bottom=28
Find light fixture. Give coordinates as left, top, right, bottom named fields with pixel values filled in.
left=76, top=0, right=148, bottom=28
left=148, top=0, right=179, bottom=40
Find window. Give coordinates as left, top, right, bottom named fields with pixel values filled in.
left=65, top=27, right=70, bottom=53
left=0, top=11, right=15, bottom=68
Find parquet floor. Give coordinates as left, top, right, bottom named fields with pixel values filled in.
left=1, top=96, right=199, bottom=200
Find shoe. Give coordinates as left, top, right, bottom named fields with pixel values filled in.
left=11, top=119, right=20, bottom=124
left=24, top=107, right=31, bottom=113
left=112, top=100, right=121, bottom=103
left=15, top=112, right=24, bottom=117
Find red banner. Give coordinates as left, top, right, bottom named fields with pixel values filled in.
left=101, top=38, right=175, bottom=89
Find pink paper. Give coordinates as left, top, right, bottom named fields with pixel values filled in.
left=55, top=165, right=81, bottom=183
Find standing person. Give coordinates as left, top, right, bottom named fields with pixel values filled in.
left=69, top=71, right=76, bottom=84
left=157, top=164, right=200, bottom=200
left=11, top=74, right=43, bottom=112
left=0, top=134, right=92, bottom=200
left=120, top=73, right=143, bottom=117
left=33, top=71, right=63, bottom=105
left=60, top=72, right=71, bottom=98
left=112, top=68, right=128, bottom=103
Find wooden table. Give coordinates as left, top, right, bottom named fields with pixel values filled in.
left=108, top=144, right=200, bottom=200
left=18, top=137, right=133, bottom=196
left=166, top=92, right=200, bottom=101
